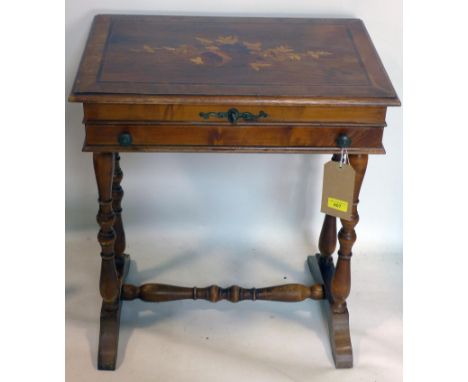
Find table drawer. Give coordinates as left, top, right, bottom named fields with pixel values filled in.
left=84, top=124, right=384, bottom=153
left=83, top=104, right=386, bottom=125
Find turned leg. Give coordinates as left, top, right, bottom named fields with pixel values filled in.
left=317, top=155, right=339, bottom=299
left=112, top=153, right=126, bottom=271
left=94, top=152, right=119, bottom=305
left=94, top=152, right=129, bottom=370
left=318, top=153, right=340, bottom=264
left=319, top=215, right=337, bottom=259
left=308, top=153, right=368, bottom=369
left=317, top=213, right=337, bottom=305
left=332, top=154, right=368, bottom=313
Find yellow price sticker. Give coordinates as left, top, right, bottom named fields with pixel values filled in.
left=328, top=197, right=348, bottom=212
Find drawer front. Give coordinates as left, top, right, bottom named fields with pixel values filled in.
left=83, top=104, right=387, bottom=125
left=84, top=124, right=384, bottom=153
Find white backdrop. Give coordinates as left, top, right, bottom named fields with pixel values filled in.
left=65, top=0, right=402, bottom=249
left=65, top=2, right=402, bottom=380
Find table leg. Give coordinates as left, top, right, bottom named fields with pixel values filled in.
left=317, top=153, right=340, bottom=268
left=308, top=153, right=368, bottom=369
left=332, top=154, right=368, bottom=313
left=112, top=153, right=126, bottom=271
left=318, top=153, right=340, bottom=269
left=93, top=152, right=128, bottom=370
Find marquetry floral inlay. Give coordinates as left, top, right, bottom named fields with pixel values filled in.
left=131, top=35, right=332, bottom=71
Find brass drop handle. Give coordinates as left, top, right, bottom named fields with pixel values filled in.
left=118, top=132, right=132, bottom=146
left=199, top=108, right=268, bottom=124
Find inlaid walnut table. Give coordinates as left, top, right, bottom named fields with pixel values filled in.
left=69, top=15, right=400, bottom=370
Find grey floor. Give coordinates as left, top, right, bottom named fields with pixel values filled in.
left=66, top=226, right=402, bottom=382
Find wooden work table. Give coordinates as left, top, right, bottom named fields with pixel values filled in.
left=69, top=14, right=400, bottom=370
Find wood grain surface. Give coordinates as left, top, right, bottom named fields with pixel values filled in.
left=68, top=15, right=401, bottom=370
left=69, top=15, right=399, bottom=106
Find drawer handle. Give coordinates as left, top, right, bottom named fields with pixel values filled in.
left=118, top=132, right=132, bottom=146
left=199, top=108, right=268, bottom=124
left=336, top=133, right=352, bottom=148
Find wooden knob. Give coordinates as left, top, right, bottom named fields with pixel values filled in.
left=118, top=132, right=132, bottom=146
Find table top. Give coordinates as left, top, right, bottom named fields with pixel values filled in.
left=69, top=15, right=399, bottom=106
